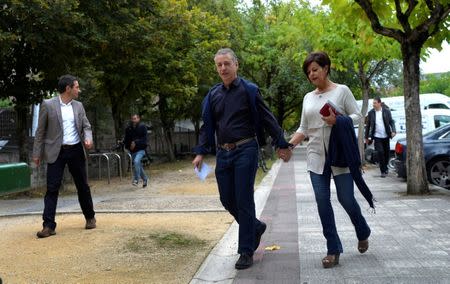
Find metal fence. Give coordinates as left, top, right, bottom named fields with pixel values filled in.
left=147, top=125, right=197, bottom=156
left=0, top=108, right=17, bottom=143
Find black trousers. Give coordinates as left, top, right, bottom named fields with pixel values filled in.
left=374, top=137, right=390, bottom=174
left=43, top=143, right=95, bottom=229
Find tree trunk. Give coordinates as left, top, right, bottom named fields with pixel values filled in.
left=357, top=62, right=370, bottom=164
left=402, top=43, right=429, bottom=194
left=158, top=95, right=175, bottom=161
left=276, top=89, right=285, bottom=127
left=193, top=119, right=200, bottom=145
left=162, top=126, right=175, bottom=161
left=110, top=94, right=124, bottom=143
left=15, top=105, right=29, bottom=162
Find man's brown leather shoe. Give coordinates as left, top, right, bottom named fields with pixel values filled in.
left=85, top=217, right=96, bottom=229
left=36, top=227, right=56, bottom=238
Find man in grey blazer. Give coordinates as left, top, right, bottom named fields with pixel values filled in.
left=33, top=74, right=96, bottom=238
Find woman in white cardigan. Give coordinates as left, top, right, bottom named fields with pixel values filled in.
left=289, top=51, right=371, bottom=268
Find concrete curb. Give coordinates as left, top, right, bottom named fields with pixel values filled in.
left=0, top=208, right=227, bottom=218
left=190, top=159, right=283, bottom=284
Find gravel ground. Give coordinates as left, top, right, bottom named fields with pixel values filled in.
left=0, top=156, right=236, bottom=283
left=0, top=213, right=232, bottom=284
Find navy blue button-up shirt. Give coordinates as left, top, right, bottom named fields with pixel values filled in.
left=198, top=77, right=286, bottom=147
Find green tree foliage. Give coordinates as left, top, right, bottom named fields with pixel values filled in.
left=143, top=0, right=231, bottom=160
left=351, top=0, right=450, bottom=194
left=185, top=0, right=244, bottom=141
left=420, top=72, right=450, bottom=96
left=78, top=0, right=157, bottom=141
left=1, top=0, right=412, bottom=164
left=321, top=0, right=400, bottom=161
left=0, top=98, right=12, bottom=108
left=239, top=1, right=316, bottom=130
left=0, top=0, right=86, bottom=161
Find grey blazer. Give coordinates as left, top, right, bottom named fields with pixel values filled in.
left=33, top=96, right=93, bottom=164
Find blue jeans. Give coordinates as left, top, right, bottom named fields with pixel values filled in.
left=131, top=150, right=148, bottom=183
left=309, top=166, right=371, bottom=255
left=215, top=139, right=264, bottom=255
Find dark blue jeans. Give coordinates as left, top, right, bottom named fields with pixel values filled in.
left=310, top=166, right=371, bottom=255
left=43, top=143, right=95, bottom=230
left=215, top=139, right=264, bottom=255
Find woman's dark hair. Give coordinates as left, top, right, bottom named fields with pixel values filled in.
left=57, top=74, right=78, bottom=93
left=302, top=51, right=331, bottom=76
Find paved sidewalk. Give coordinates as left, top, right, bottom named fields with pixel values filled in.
left=0, top=188, right=224, bottom=217
left=192, top=147, right=450, bottom=284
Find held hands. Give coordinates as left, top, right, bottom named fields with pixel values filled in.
left=391, top=132, right=396, bottom=138
left=277, top=148, right=292, bottom=162
left=130, top=141, right=136, bottom=151
left=321, top=107, right=336, bottom=125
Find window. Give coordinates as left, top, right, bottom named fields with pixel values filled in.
left=434, top=115, right=450, bottom=128
left=439, top=131, right=450, bottom=140
left=427, top=103, right=449, bottom=110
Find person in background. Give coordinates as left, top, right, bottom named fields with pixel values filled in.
left=33, top=74, right=96, bottom=238
left=365, top=97, right=396, bottom=177
left=124, top=114, right=149, bottom=188
left=288, top=51, right=372, bottom=268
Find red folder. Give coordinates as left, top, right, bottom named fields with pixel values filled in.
left=320, top=100, right=343, bottom=116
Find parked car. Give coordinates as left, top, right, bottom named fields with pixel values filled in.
left=361, top=108, right=450, bottom=169
left=394, top=123, right=450, bottom=189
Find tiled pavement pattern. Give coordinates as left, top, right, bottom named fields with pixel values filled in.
left=1, top=146, right=449, bottom=283
left=235, top=157, right=300, bottom=283
left=234, top=148, right=450, bottom=283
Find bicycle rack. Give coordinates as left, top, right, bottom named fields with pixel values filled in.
left=88, top=152, right=124, bottom=184
left=88, top=153, right=111, bottom=183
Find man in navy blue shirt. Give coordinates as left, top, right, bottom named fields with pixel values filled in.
left=192, top=48, right=292, bottom=269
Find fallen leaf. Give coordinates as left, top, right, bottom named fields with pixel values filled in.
left=265, top=245, right=281, bottom=251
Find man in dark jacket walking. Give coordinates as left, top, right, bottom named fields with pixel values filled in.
left=365, top=97, right=396, bottom=177
left=124, top=114, right=149, bottom=187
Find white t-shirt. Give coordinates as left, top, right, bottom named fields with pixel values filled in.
left=374, top=109, right=387, bottom=138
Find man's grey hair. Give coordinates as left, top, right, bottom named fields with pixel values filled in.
left=214, top=48, right=238, bottom=62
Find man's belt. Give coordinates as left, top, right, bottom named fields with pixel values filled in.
left=218, top=137, right=255, bottom=151
left=61, top=143, right=80, bottom=149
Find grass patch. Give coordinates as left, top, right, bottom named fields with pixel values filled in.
left=151, top=232, right=207, bottom=248
left=125, top=231, right=207, bottom=253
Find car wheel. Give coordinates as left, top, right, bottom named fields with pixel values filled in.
left=388, top=157, right=396, bottom=170
left=427, top=157, right=450, bottom=189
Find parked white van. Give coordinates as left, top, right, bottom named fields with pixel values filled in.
left=356, top=93, right=450, bottom=115
left=357, top=93, right=450, bottom=150
left=357, top=94, right=450, bottom=167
